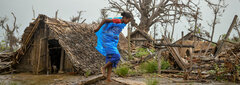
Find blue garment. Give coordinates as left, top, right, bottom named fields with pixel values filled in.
left=95, top=17, right=126, bottom=56
left=106, top=54, right=121, bottom=68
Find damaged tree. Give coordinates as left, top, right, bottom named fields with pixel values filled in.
left=107, top=0, right=199, bottom=33
left=100, top=9, right=108, bottom=20
left=0, top=12, right=19, bottom=52
left=70, top=11, right=86, bottom=23
left=205, top=0, right=228, bottom=42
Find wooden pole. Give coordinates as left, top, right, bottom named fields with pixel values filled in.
left=44, top=24, right=49, bottom=75
left=16, top=20, right=40, bottom=61
left=55, top=10, right=59, bottom=19
left=180, top=31, right=184, bottom=53
left=157, top=49, right=165, bottom=74
left=154, top=44, right=194, bottom=48
left=127, top=24, right=131, bottom=60
left=193, top=35, right=217, bottom=44
left=32, top=6, right=35, bottom=19
left=214, top=15, right=238, bottom=56
left=36, top=38, right=42, bottom=75
left=58, top=48, right=64, bottom=73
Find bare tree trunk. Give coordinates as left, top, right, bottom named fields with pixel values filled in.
left=210, top=13, right=217, bottom=42
left=204, top=13, right=217, bottom=56
left=0, top=12, right=19, bottom=52
left=214, top=15, right=238, bottom=56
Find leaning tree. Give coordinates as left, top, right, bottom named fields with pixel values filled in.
left=106, top=0, right=200, bottom=33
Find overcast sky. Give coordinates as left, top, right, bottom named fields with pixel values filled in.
left=0, top=0, right=240, bottom=42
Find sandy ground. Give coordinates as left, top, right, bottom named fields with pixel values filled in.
left=0, top=73, right=239, bottom=85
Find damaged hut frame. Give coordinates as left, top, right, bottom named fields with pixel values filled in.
left=12, top=15, right=107, bottom=75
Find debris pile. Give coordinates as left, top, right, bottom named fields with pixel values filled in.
left=0, top=52, right=14, bottom=73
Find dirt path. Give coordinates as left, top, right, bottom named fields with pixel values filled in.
left=0, top=73, right=238, bottom=85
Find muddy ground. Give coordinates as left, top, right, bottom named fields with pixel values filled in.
left=0, top=73, right=238, bottom=85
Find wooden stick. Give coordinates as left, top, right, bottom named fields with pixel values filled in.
left=193, top=35, right=217, bottom=44
left=155, top=44, right=194, bottom=48
left=223, top=40, right=238, bottom=45
left=172, top=80, right=210, bottom=83
left=16, top=19, right=40, bottom=61
left=128, top=24, right=131, bottom=60
left=78, top=75, right=105, bottom=85
left=214, top=15, right=238, bottom=56
left=58, top=48, right=64, bottom=74
left=162, top=36, right=187, bottom=70
left=157, top=49, right=163, bottom=74
left=112, top=77, right=146, bottom=85
left=44, top=24, right=50, bottom=74
left=36, top=38, right=42, bottom=75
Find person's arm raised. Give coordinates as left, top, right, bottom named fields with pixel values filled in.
left=94, top=19, right=113, bottom=32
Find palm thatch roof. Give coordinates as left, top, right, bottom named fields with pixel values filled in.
left=13, top=15, right=121, bottom=74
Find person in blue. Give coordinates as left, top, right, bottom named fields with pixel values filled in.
left=94, top=12, right=132, bottom=82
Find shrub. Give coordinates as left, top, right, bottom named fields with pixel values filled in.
left=160, top=59, right=170, bottom=70
left=140, top=59, right=170, bottom=73
left=135, top=48, right=149, bottom=57
left=114, top=65, right=129, bottom=77
left=140, top=60, right=158, bottom=73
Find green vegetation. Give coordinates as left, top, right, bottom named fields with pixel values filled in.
left=0, top=81, right=17, bottom=85
left=115, top=48, right=171, bottom=77
left=114, top=65, right=129, bottom=77
left=127, top=69, right=139, bottom=76
left=10, top=82, right=17, bottom=85
left=220, top=34, right=240, bottom=42
left=207, top=70, right=216, bottom=75
left=140, top=59, right=170, bottom=73
left=237, top=65, right=240, bottom=75
left=160, top=59, right=170, bottom=70
left=0, top=40, right=7, bottom=52
left=140, top=60, right=158, bottom=73
left=214, top=63, right=227, bottom=81
left=146, top=78, right=158, bottom=85
left=84, top=70, right=91, bottom=77
left=135, top=48, right=155, bottom=57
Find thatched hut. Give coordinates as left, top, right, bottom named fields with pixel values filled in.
left=130, top=29, right=154, bottom=47
left=12, top=15, right=127, bottom=75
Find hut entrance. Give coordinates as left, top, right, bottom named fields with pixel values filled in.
left=48, top=39, right=62, bottom=73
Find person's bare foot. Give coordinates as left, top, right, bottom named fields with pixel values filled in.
left=105, top=79, right=112, bottom=82
left=101, top=67, right=106, bottom=77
